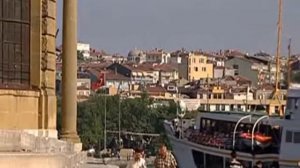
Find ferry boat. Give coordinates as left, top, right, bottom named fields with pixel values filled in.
left=164, top=84, right=300, bottom=168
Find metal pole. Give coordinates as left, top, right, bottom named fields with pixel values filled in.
left=251, top=115, right=269, bottom=151
left=232, top=115, right=251, bottom=150
left=118, top=95, right=121, bottom=143
left=287, top=38, right=292, bottom=88
left=176, top=86, right=179, bottom=116
left=181, top=118, right=183, bottom=139
left=104, top=91, right=107, bottom=150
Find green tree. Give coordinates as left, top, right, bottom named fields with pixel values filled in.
left=57, top=92, right=177, bottom=150
left=77, top=50, right=84, bottom=61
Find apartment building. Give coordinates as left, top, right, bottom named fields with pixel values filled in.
left=179, top=52, right=213, bottom=81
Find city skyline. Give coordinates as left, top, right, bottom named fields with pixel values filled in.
left=56, top=0, right=300, bottom=55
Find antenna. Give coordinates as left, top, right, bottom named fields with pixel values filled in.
left=287, top=38, right=292, bottom=87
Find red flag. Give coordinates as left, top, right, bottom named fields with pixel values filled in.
left=91, top=72, right=106, bottom=91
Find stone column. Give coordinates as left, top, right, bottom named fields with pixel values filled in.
left=61, top=0, right=80, bottom=143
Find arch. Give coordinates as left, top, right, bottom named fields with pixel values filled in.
left=233, top=115, right=252, bottom=149
left=251, top=115, right=269, bottom=150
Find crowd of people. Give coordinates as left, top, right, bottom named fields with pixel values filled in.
left=229, top=151, right=279, bottom=168
left=188, top=130, right=233, bottom=149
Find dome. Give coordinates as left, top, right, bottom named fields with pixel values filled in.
left=128, top=48, right=143, bottom=57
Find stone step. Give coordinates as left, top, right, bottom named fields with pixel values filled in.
left=0, top=153, right=81, bottom=168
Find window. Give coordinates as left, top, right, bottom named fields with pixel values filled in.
left=216, top=104, right=220, bottom=111
left=286, top=98, right=294, bottom=110
left=286, top=131, right=292, bottom=143
left=294, top=132, right=300, bottom=143
left=233, top=64, right=239, bottom=69
left=202, top=67, right=206, bottom=72
left=221, top=105, right=225, bottom=111
left=194, top=67, right=198, bottom=71
left=193, top=58, right=196, bottom=63
left=199, top=58, right=204, bottom=63
left=0, top=0, right=31, bottom=88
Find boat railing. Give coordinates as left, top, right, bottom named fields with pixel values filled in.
left=188, top=130, right=279, bottom=154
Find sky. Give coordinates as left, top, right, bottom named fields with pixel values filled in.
left=56, top=0, right=300, bottom=56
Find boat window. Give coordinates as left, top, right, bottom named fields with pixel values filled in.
left=293, top=132, right=300, bottom=143
left=206, top=153, right=223, bottom=168
left=295, top=99, right=300, bottom=109
left=286, top=131, right=293, bottom=143
left=201, top=119, right=206, bottom=129
left=286, top=98, right=293, bottom=110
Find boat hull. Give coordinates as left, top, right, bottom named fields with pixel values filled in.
left=163, top=121, right=291, bottom=168
left=164, top=121, right=197, bottom=168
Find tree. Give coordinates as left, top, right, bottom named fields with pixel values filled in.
left=56, top=92, right=177, bottom=151
left=77, top=50, right=84, bottom=61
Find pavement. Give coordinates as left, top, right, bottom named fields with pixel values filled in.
left=81, top=156, right=155, bottom=168
left=81, top=157, right=120, bottom=168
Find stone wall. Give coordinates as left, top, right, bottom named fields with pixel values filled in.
left=0, top=130, right=86, bottom=168
left=0, top=130, right=73, bottom=153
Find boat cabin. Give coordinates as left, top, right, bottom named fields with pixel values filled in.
left=191, top=111, right=282, bottom=154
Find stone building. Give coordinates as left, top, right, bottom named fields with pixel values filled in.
left=0, top=1, right=86, bottom=167
left=0, top=0, right=57, bottom=137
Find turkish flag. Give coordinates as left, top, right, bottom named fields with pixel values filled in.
left=91, top=73, right=106, bottom=91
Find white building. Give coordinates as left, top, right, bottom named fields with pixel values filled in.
left=145, top=49, right=171, bottom=64
left=77, top=42, right=90, bottom=59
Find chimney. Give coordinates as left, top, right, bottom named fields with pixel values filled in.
left=114, top=67, right=117, bottom=75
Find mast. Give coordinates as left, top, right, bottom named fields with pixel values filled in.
left=271, top=0, right=283, bottom=116
left=274, top=0, right=282, bottom=93
left=287, top=38, right=292, bottom=87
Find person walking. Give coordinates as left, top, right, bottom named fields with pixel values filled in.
left=126, top=148, right=147, bottom=168
left=154, top=144, right=177, bottom=168
left=229, top=151, right=243, bottom=168
left=253, top=161, right=263, bottom=168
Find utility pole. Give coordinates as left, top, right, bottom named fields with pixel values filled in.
left=287, top=38, right=292, bottom=88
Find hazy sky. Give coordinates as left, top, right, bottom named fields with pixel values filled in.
left=56, top=0, right=300, bottom=55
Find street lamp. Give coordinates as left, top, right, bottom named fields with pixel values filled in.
left=178, top=112, right=186, bottom=139
left=118, top=95, right=121, bottom=144
left=104, top=90, right=107, bottom=151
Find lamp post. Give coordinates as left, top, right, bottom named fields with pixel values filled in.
left=104, top=90, right=107, bottom=150
left=118, top=95, right=121, bottom=143
left=178, top=112, right=186, bottom=139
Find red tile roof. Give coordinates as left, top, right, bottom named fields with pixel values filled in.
left=145, top=85, right=166, bottom=93
left=104, top=70, right=130, bottom=81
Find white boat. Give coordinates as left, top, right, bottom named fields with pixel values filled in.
left=164, top=84, right=300, bottom=168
